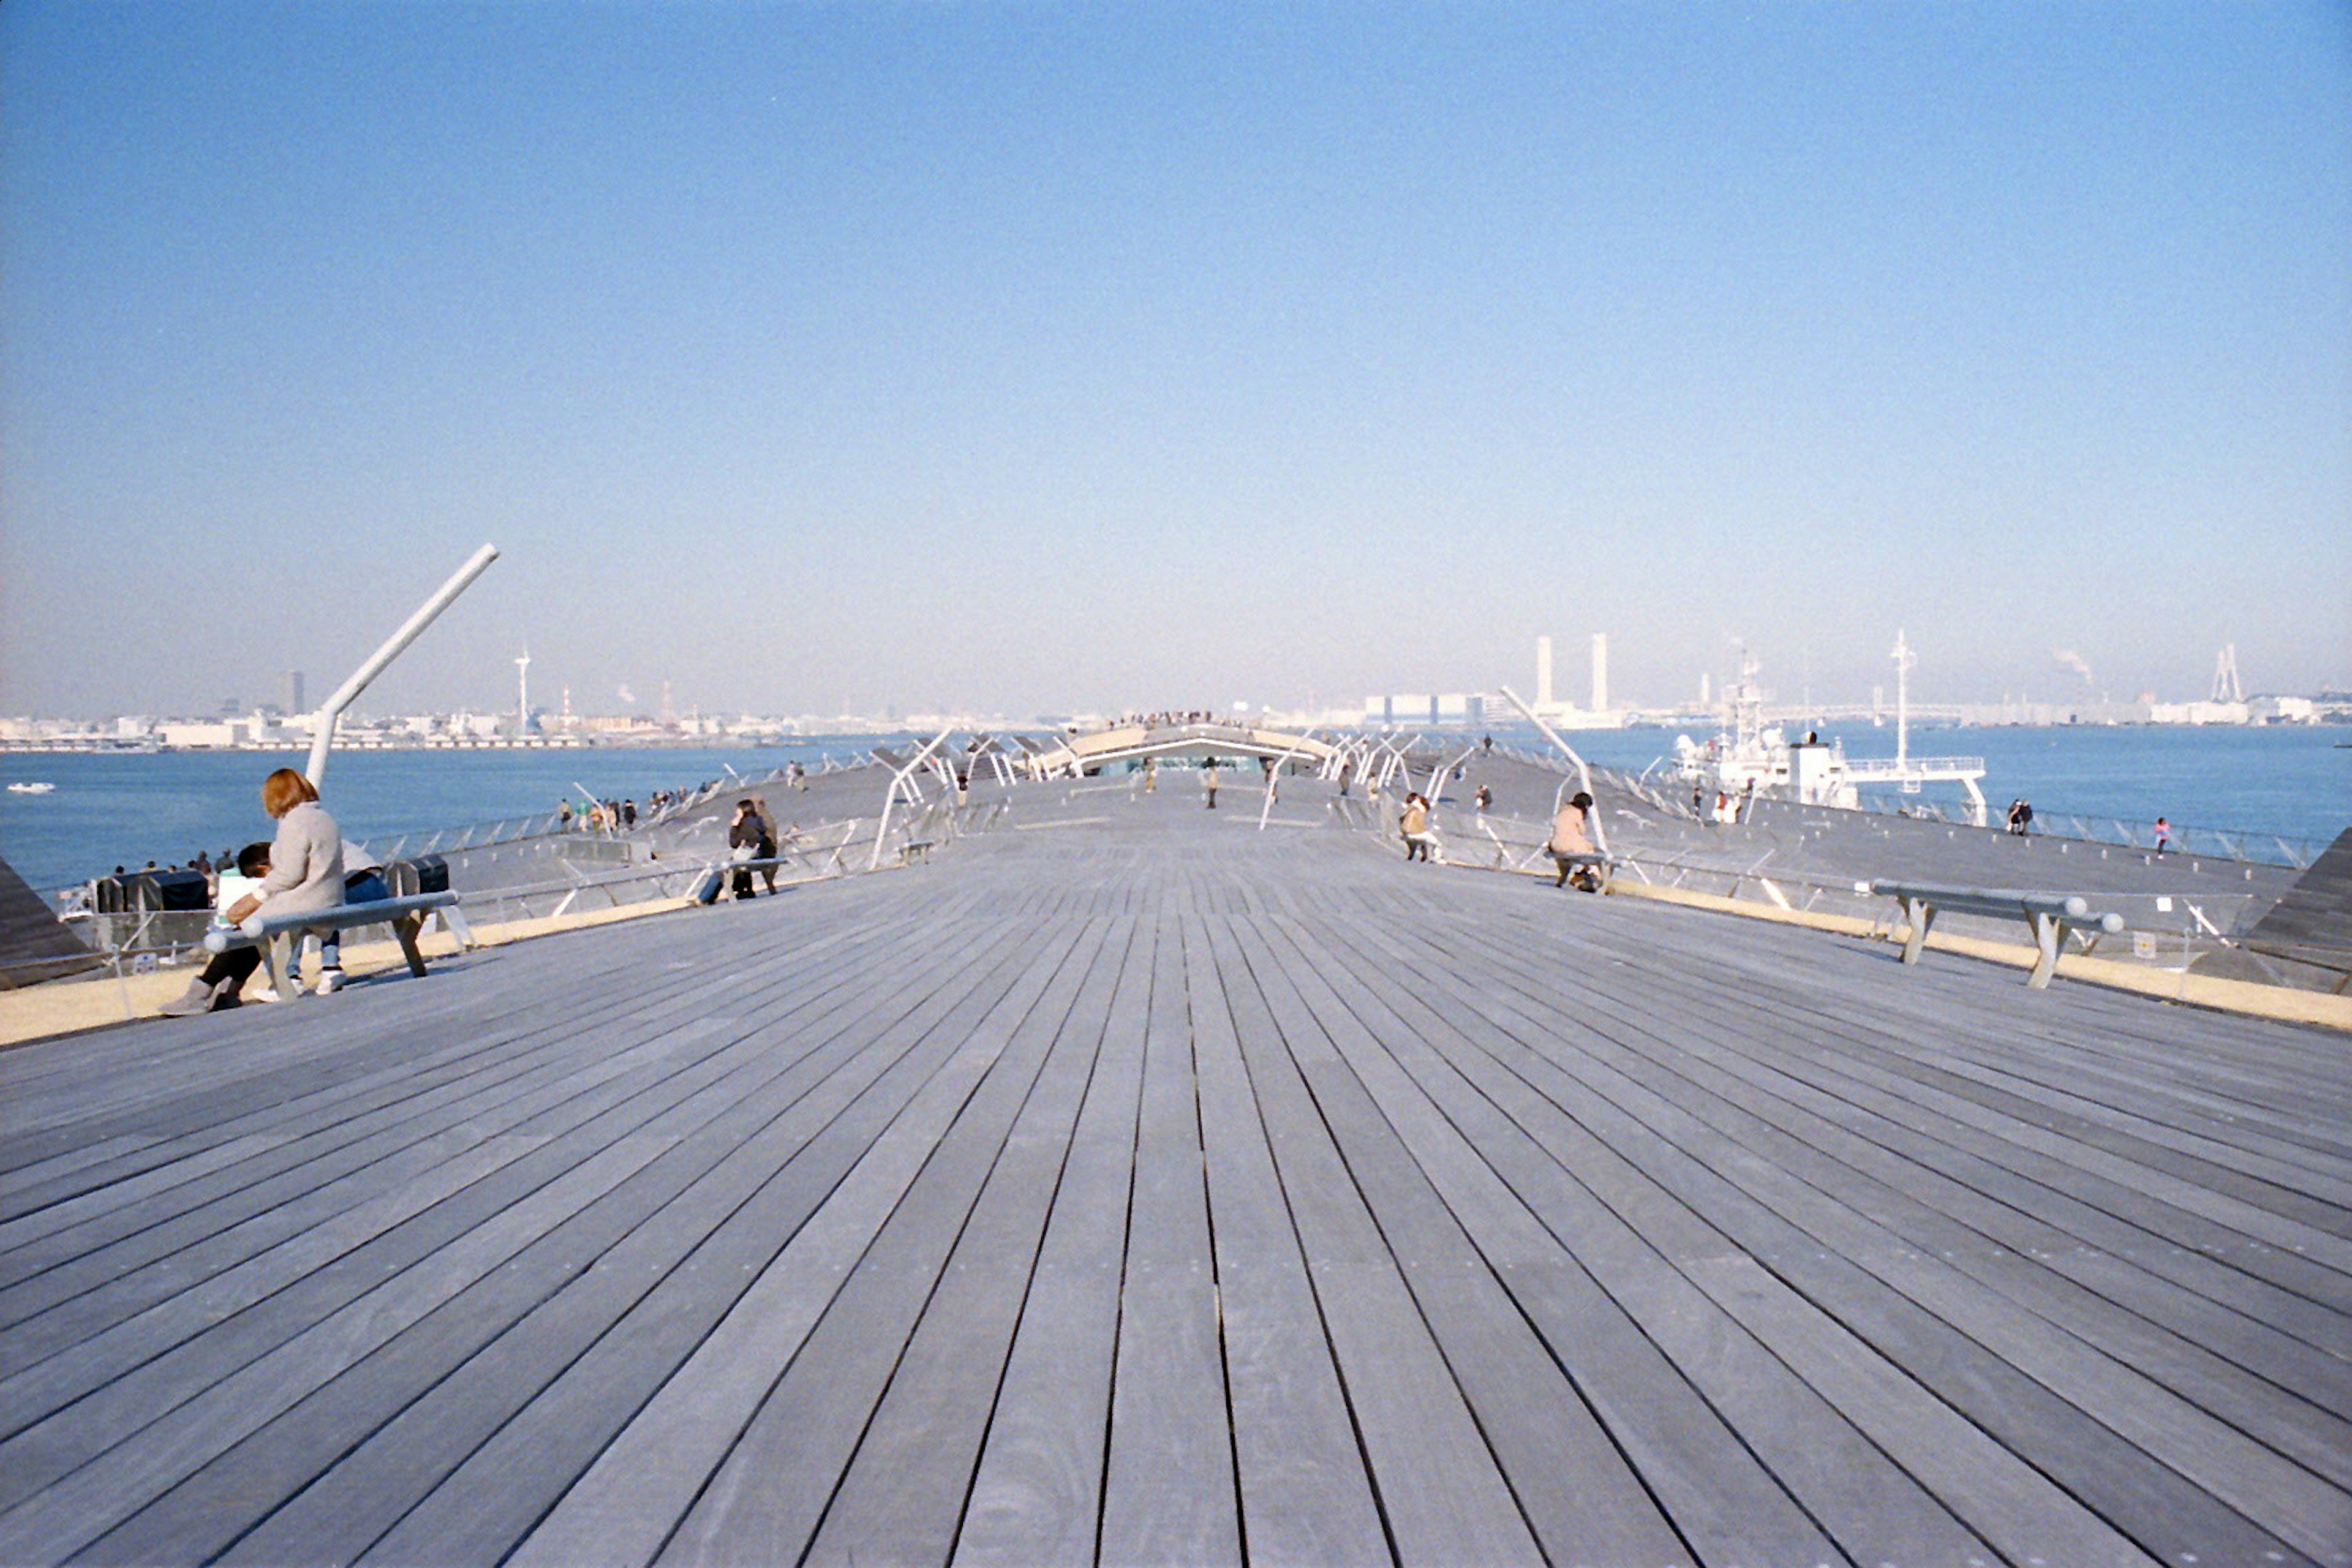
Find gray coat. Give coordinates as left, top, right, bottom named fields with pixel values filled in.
left=256, top=801, right=345, bottom=918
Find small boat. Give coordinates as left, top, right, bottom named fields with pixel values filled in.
left=6, top=782, right=56, bottom=794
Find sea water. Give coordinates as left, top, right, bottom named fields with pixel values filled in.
left=0, top=741, right=873, bottom=895
left=1, top=725, right=2345, bottom=896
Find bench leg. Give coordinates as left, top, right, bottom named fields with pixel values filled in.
left=394, top=914, right=429, bottom=979
left=1899, top=900, right=1934, bottom=965
left=265, top=934, right=298, bottom=1000
left=2029, top=911, right=2060, bottom=989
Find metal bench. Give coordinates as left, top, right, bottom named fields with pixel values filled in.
left=203, top=891, right=461, bottom=997
left=1552, top=850, right=1615, bottom=892
left=1869, top=879, right=2125, bottom=989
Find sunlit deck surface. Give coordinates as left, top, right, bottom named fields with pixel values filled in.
left=4, top=781, right=2348, bottom=1567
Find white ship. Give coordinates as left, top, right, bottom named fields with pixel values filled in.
left=1675, top=633, right=1989, bottom=824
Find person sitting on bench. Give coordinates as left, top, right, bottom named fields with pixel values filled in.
left=161, top=842, right=277, bottom=1014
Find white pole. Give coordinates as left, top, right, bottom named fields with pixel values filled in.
left=1893, top=628, right=1913, bottom=772
left=306, top=543, right=500, bottom=785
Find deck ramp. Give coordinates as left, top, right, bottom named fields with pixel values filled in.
left=2, top=784, right=2347, bottom=1566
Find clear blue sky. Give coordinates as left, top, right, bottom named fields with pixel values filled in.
left=4, top=1, right=2346, bottom=719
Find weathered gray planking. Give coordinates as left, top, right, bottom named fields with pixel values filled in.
left=77, top=922, right=1074, bottom=1566
left=1202, top=916, right=1545, bottom=1567
left=1400, top=931, right=2324, bottom=1567
left=508, top=916, right=1130, bottom=1568
left=225, top=912, right=1072, bottom=1567
left=1096, top=911, right=1242, bottom=1566
left=0, top=1135, right=671, bottom=1564
left=1181, top=915, right=1390, bottom=1568
left=3, top=782, right=2346, bottom=1568
left=790, top=918, right=1119, bottom=1566
left=644, top=918, right=1093, bottom=1566
left=1, top=901, right=972, bottom=1325
left=953, top=917, right=1153, bottom=1567
left=1268, top=910, right=1989, bottom=1567
left=1314, top=908, right=2157, bottom=1567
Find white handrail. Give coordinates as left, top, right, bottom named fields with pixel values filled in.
left=870, top=728, right=952, bottom=870
left=1257, top=729, right=1319, bottom=831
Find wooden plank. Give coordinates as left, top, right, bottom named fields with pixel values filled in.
left=651, top=921, right=1098, bottom=1566
left=1382, top=914, right=2326, bottom=1568
left=1455, top=899, right=2352, bottom=1330
left=1, top=908, right=960, bottom=1338
left=1097, top=911, right=1242, bottom=1565
left=1199, top=916, right=1544, bottom=1568
left=952, top=917, right=1152, bottom=1568
left=89, top=917, right=1031, bottom=1568
left=1180, top=914, right=1389, bottom=1567
left=496, top=921, right=1115, bottom=1568
left=785, top=919, right=1118, bottom=1566
left=1318, top=910, right=2149, bottom=1568
left=1245, top=914, right=1760, bottom=1567
left=218, top=913, right=1068, bottom=1568
left=0, top=1135, right=670, bottom=1564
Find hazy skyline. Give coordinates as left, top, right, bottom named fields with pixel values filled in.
left=4, top=2, right=2346, bottom=721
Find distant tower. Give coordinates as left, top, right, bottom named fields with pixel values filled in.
left=2211, top=644, right=2244, bottom=703
left=284, top=670, right=305, bottom=717
left=514, top=652, right=532, bottom=736
left=1591, top=633, right=1608, bottom=713
left=1536, top=636, right=1555, bottom=709
left=1699, top=671, right=1711, bottom=706
left=658, top=679, right=677, bottom=728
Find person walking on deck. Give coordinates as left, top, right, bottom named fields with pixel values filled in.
left=1202, top=760, right=1220, bottom=809
left=2153, top=815, right=2171, bottom=856
left=1548, top=791, right=1598, bottom=889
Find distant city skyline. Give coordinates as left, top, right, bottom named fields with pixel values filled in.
left=4, top=2, right=2346, bottom=721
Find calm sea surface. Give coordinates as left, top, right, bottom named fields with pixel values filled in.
left=1, top=725, right=2345, bottom=895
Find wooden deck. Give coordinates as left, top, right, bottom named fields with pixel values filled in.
left=4, top=783, right=2348, bottom=1566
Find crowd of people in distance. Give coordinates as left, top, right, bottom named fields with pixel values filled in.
left=1108, top=710, right=1236, bottom=730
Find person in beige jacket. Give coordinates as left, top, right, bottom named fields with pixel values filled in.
left=163, top=769, right=343, bottom=1014
left=1547, top=790, right=1597, bottom=889
left=224, top=768, right=344, bottom=925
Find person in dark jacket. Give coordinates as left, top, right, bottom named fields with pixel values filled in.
left=727, top=800, right=767, bottom=899
left=160, top=842, right=275, bottom=1014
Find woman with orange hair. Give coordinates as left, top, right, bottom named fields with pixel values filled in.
left=162, top=767, right=345, bottom=1015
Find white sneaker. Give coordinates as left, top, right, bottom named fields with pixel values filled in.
left=315, top=970, right=345, bottom=996
left=252, top=986, right=285, bottom=1004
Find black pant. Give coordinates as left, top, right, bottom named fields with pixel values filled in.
left=198, top=944, right=263, bottom=993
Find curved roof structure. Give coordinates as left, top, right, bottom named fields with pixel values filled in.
left=1022, top=722, right=1340, bottom=776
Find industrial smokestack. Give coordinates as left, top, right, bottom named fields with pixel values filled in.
left=1536, top=636, right=1554, bottom=708
left=1591, top=633, right=1608, bottom=713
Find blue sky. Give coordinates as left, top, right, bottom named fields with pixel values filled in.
left=4, top=1, right=2346, bottom=719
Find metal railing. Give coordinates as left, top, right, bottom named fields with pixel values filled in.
left=1845, top=795, right=2328, bottom=869
left=1489, top=738, right=2329, bottom=870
